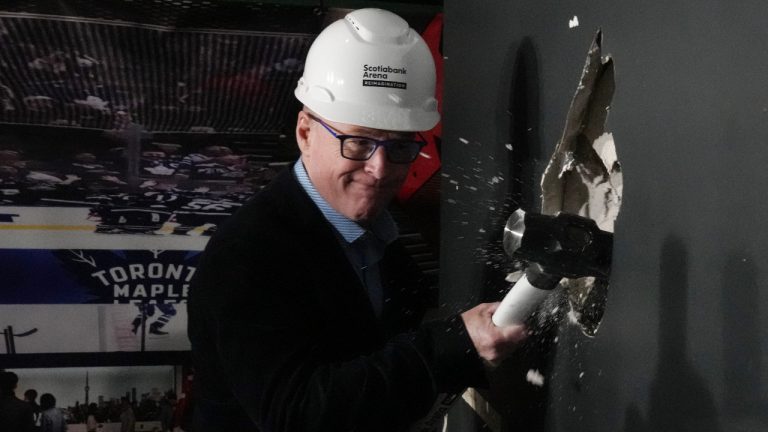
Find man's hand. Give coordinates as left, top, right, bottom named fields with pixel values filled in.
left=461, top=302, right=527, bottom=364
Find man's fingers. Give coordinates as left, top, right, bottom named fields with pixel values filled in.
left=499, top=323, right=528, bottom=343
left=461, top=302, right=528, bottom=364
left=483, top=302, right=500, bottom=316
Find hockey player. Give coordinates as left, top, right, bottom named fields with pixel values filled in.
left=131, top=302, right=177, bottom=336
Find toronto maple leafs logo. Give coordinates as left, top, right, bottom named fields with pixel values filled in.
left=52, top=249, right=200, bottom=304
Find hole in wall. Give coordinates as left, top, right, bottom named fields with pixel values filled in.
left=535, top=30, right=619, bottom=337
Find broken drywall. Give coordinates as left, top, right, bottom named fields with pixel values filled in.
left=539, top=30, right=621, bottom=337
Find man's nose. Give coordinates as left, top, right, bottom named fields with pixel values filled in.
left=364, top=145, right=392, bottom=179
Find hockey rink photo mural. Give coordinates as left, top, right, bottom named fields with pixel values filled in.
left=0, top=6, right=311, bottom=354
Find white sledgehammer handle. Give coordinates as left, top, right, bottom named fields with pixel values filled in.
left=491, top=274, right=552, bottom=327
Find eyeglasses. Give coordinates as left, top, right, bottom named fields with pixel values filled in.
left=306, top=112, right=426, bottom=164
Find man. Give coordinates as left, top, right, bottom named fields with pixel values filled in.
left=39, top=393, right=66, bottom=432
left=24, top=388, right=42, bottom=430
left=0, top=371, right=36, bottom=432
left=187, top=8, right=526, bottom=432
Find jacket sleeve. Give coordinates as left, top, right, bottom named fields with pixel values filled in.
left=189, top=235, right=486, bottom=432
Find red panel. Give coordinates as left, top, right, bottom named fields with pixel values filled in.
left=398, top=13, right=443, bottom=202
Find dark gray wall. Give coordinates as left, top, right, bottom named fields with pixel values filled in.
left=441, top=1, right=768, bottom=431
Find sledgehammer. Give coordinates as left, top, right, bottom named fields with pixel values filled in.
left=491, top=209, right=613, bottom=327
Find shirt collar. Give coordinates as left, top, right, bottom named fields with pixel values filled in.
left=293, top=160, right=398, bottom=244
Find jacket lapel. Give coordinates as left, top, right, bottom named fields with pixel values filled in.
left=272, top=167, right=384, bottom=345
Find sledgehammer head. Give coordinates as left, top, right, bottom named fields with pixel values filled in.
left=503, top=209, right=613, bottom=280
left=502, top=209, right=528, bottom=259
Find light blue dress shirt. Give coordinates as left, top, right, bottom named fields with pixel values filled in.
left=294, top=161, right=398, bottom=317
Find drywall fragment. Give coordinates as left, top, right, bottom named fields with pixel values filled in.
left=461, top=388, right=502, bottom=432
left=540, top=30, right=620, bottom=337
left=526, top=369, right=546, bottom=386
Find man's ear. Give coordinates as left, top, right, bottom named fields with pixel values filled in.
left=295, top=111, right=312, bottom=154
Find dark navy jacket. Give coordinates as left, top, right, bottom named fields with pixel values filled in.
left=187, top=166, right=485, bottom=432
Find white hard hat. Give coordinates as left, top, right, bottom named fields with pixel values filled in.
left=295, top=8, right=439, bottom=132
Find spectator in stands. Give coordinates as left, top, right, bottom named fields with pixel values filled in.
left=39, top=393, right=66, bottom=432
left=141, top=150, right=175, bottom=176
left=158, top=391, right=176, bottom=432
left=0, top=163, right=19, bottom=180
left=172, top=379, right=194, bottom=432
left=187, top=8, right=527, bottom=432
left=0, top=371, right=35, bottom=432
left=0, top=149, right=22, bottom=166
left=86, top=402, right=99, bottom=432
left=120, top=397, right=136, bottom=432
left=173, top=145, right=247, bottom=180
left=0, top=82, right=16, bottom=112
left=23, top=388, right=42, bottom=430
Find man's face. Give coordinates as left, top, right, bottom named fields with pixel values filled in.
left=296, top=111, right=413, bottom=225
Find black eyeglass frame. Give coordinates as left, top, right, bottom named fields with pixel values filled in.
left=305, top=112, right=427, bottom=164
